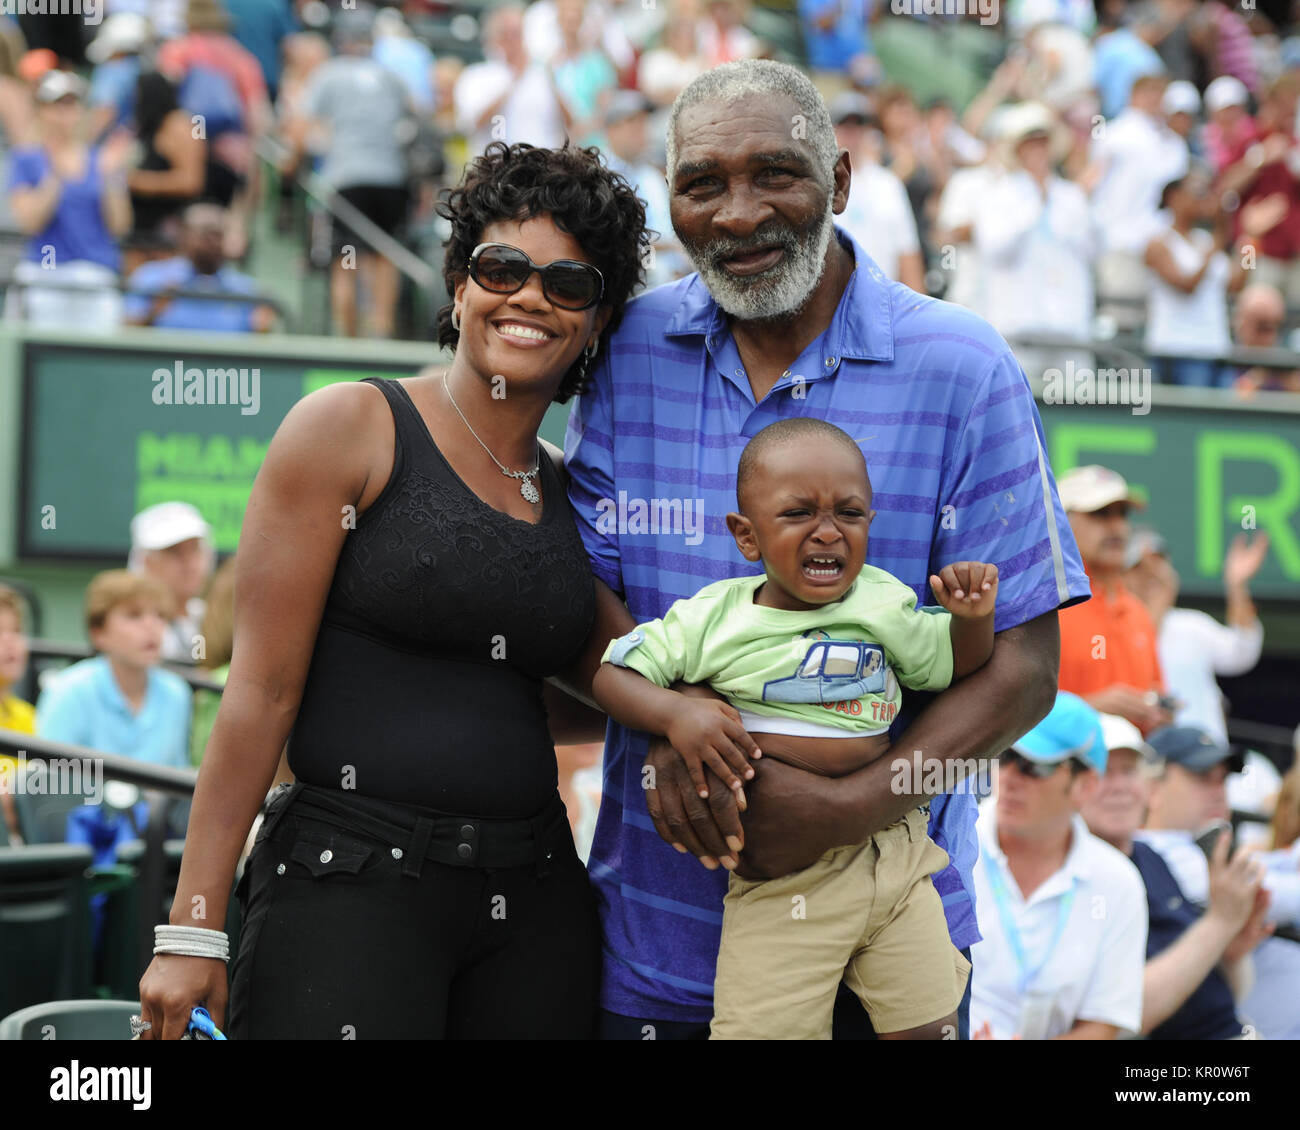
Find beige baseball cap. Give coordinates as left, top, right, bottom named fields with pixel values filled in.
left=1056, top=465, right=1145, bottom=514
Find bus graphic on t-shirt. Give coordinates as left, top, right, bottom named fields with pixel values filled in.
left=762, top=639, right=890, bottom=704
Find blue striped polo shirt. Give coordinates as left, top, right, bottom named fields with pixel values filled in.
left=563, top=227, right=1091, bottom=1024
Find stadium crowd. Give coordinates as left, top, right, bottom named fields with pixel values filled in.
left=1, top=0, right=1300, bottom=390
left=0, top=0, right=1298, bottom=1043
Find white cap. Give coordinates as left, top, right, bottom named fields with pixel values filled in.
left=1100, top=713, right=1158, bottom=763
left=35, top=70, right=86, bottom=104
left=86, top=13, right=151, bottom=65
left=1162, top=80, right=1201, bottom=117
left=130, top=502, right=212, bottom=552
left=1204, top=75, right=1249, bottom=115
left=1056, top=464, right=1145, bottom=514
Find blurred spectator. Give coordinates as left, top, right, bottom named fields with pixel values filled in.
left=1126, top=528, right=1267, bottom=745
left=698, top=0, right=763, bottom=67
left=1056, top=465, right=1171, bottom=734
left=372, top=6, right=436, bottom=116
left=1231, top=281, right=1300, bottom=392
left=189, top=553, right=234, bottom=767
left=157, top=0, right=271, bottom=134
left=556, top=740, right=603, bottom=864
left=0, top=30, right=32, bottom=233
left=638, top=5, right=707, bottom=111
left=124, top=202, right=276, bottom=332
left=1218, top=75, right=1300, bottom=305
left=970, top=692, right=1147, bottom=1040
left=1094, top=1, right=1166, bottom=121
left=1019, top=12, right=1096, bottom=123
left=601, top=91, right=686, bottom=288
left=113, top=0, right=188, bottom=42
left=1195, top=0, right=1260, bottom=95
left=85, top=12, right=153, bottom=139
left=1082, top=713, right=1265, bottom=1038
left=877, top=85, right=934, bottom=241
left=0, top=582, right=34, bottom=843
left=1143, top=169, right=1247, bottom=386
left=1274, top=755, right=1300, bottom=850
left=1088, top=73, right=1189, bottom=330
left=798, top=0, right=873, bottom=98
left=292, top=12, right=413, bottom=338
left=1133, top=0, right=1201, bottom=84
left=1136, top=725, right=1300, bottom=1040
left=124, top=71, right=210, bottom=273
left=524, top=0, right=636, bottom=73
left=224, top=0, right=296, bottom=103
left=6, top=70, right=132, bottom=330
left=975, top=102, right=1095, bottom=377
left=454, top=3, right=569, bottom=155
left=1161, top=79, right=1203, bottom=157
left=1202, top=74, right=1256, bottom=173
left=127, top=502, right=215, bottom=665
left=35, top=570, right=192, bottom=770
left=550, top=0, right=620, bottom=145
left=932, top=136, right=1002, bottom=314
left=831, top=92, right=924, bottom=292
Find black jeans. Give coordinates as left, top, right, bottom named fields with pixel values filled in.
left=227, top=784, right=600, bottom=1039
left=598, top=948, right=975, bottom=1040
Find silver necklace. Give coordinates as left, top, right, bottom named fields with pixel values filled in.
left=442, top=373, right=542, bottom=504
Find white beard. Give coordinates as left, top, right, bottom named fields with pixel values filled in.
left=685, top=193, right=837, bottom=323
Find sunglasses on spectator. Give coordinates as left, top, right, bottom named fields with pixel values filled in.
left=467, top=243, right=605, bottom=311
left=997, top=749, right=1083, bottom=778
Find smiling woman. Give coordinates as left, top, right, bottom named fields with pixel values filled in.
left=138, top=143, right=650, bottom=1040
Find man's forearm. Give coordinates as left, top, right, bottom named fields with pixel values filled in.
left=834, top=611, right=1059, bottom=843
left=1141, top=912, right=1237, bottom=1033
left=1225, top=581, right=1257, bottom=629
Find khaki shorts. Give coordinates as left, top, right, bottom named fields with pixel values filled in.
left=710, top=805, right=971, bottom=1039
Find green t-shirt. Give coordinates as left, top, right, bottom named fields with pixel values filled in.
left=602, top=568, right=954, bottom=736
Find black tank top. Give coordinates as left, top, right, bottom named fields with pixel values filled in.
left=288, top=376, right=597, bottom=817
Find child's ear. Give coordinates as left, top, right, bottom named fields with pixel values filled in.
left=726, top=512, right=761, bottom=562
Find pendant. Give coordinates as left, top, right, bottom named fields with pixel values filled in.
left=520, top=478, right=540, bottom=504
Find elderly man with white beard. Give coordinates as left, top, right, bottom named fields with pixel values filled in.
left=561, top=58, right=1092, bottom=1039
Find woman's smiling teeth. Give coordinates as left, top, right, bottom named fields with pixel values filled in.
left=495, top=322, right=555, bottom=343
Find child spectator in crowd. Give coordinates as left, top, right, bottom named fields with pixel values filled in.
left=971, top=692, right=1149, bottom=1039
left=0, top=582, right=35, bottom=842
left=594, top=419, right=995, bottom=1039
left=36, top=570, right=192, bottom=771
left=127, top=501, right=216, bottom=665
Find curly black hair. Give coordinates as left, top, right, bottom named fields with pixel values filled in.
left=435, top=142, right=651, bottom=403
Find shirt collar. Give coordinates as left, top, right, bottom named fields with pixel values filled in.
left=662, top=224, right=896, bottom=365
left=980, top=805, right=1094, bottom=894
left=91, top=655, right=154, bottom=720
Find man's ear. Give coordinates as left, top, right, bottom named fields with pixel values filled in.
left=832, top=149, right=852, bottom=215
left=726, top=511, right=761, bottom=562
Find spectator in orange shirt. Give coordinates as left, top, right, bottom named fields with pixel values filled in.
left=1056, top=465, right=1173, bottom=735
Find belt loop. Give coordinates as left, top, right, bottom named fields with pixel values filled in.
left=531, top=812, right=552, bottom=878
left=403, top=816, right=435, bottom=878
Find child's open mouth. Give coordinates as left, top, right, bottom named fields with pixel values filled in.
left=801, top=555, right=844, bottom=582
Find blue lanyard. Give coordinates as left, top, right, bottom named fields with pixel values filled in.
left=983, top=849, right=1076, bottom=996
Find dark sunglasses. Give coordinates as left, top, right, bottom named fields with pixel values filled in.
left=997, top=749, right=1075, bottom=779
left=467, top=242, right=605, bottom=311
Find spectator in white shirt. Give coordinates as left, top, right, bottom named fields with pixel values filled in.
left=127, top=501, right=216, bottom=666
left=1125, top=528, right=1267, bottom=745
left=1086, top=73, right=1189, bottom=330
left=830, top=92, right=924, bottom=293
left=971, top=691, right=1148, bottom=1040
left=454, top=3, right=572, bottom=155
left=975, top=102, right=1096, bottom=379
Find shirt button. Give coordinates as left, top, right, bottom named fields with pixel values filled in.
left=391, top=847, right=404, bottom=860
left=319, top=850, right=333, bottom=864
left=825, top=357, right=837, bottom=368
left=734, top=368, right=744, bottom=378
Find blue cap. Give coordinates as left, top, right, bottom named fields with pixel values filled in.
left=1010, top=691, right=1108, bottom=773
left=1146, top=726, right=1244, bottom=773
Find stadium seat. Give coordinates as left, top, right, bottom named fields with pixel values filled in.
left=13, top=761, right=94, bottom=844
left=0, top=999, right=140, bottom=1040
left=0, top=845, right=94, bottom=1016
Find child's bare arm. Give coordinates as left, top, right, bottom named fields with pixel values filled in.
left=928, top=561, right=999, bottom=680
left=592, top=662, right=760, bottom=798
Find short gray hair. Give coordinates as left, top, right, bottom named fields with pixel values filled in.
left=665, top=60, right=839, bottom=187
